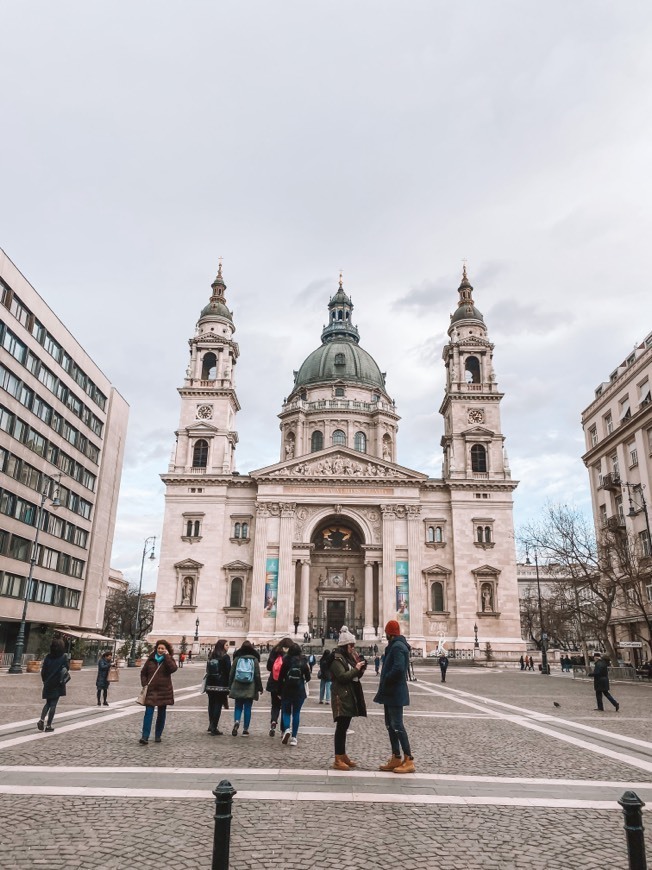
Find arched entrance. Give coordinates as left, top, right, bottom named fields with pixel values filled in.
left=310, top=516, right=364, bottom=637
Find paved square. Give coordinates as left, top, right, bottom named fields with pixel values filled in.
left=1, top=662, right=651, bottom=868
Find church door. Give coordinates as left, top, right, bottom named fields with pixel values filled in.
left=326, top=600, right=346, bottom=633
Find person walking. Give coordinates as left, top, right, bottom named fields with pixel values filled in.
left=593, top=653, right=619, bottom=712
left=519, top=655, right=525, bottom=671
left=318, top=649, right=333, bottom=703
left=374, top=620, right=414, bottom=774
left=96, top=650, right=112, bottom=706
left=278, top=642, right=311, bottom=746
left=374, top=654, right=381, bottom=675
left=330, top=626, right=367, bottom=770
left=205, top=639, right=231, bottom=735
left=139, top=639, right=178, bottom=745
left=229, top=640, right=263, bottom=736
left=266, top=637, right=292, bottom=736
left=438, top=653, right=449, bottom=683
left=37, top=637, right=70, bottom=732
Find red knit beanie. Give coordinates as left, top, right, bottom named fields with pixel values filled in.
left=385, top=619, right=401, bottom=637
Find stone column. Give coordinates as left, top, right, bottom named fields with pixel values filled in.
left=380, top=505, right=396, bottom=630
left=406, top=505, right=424, bottom=648
left=275, top=502, right=296, bottom=635
left=247, top=504, right=270, bottom=639
left=298, top=559, right=310, bottom=634
left=363, top=560, right=375, bottom=639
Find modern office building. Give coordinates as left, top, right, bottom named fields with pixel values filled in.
left=0, top=248, right=129, bottom=658
left=151, top=265, right=524, bottom=657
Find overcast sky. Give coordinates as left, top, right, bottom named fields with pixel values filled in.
left=2, top=2, right=652, bottom=591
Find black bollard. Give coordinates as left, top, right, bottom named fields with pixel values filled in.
left=212, top=779, right=237, bottom=870
left=619, top=790, right=647, bottom=870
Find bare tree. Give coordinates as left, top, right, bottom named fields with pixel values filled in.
left=102, top=585, right=154, bottom=640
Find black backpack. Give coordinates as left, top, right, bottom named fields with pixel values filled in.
left=319, top=650, right=334, bottom=680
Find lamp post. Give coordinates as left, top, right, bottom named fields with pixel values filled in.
left=473, top=622, right=479, bottom=652
left=9, top=473, right=61, bottom=674
left=526, top=547, right=549, bottom=675
left=194, top=618, right=200, bottom=642
left=128, top=536, right=156, bottom=667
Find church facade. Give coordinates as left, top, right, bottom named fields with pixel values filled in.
left=150, top=265, right=524, bottom=656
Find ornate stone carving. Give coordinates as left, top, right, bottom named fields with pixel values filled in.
left=255, top=502, right=271, bottom=518
left=279, top=501, right=296, bottom=518
left=225, top=617, right=244, bottom=628
left=428, top=620, right=447, bottom=636
left=268, top=454, right=408, bottom=479
left=406, top=505, right=422, bottom=518
left=359, top=508, right=381, bottom=543
left=294, top=506, right=321, bottom=539
left=380, top=504, right=397, bottom=519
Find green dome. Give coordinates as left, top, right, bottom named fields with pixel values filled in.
left=451, top=302, right=484, bottom=324
left=294, top=339, right=385, bottom=389
left=200, top=299, right=233, bottom=321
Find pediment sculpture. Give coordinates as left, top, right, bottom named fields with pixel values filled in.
left=268, top=454, right=410, bottom=479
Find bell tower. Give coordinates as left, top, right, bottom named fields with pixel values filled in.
left=439, top=267, right=511, bottom=482
left=168, top=263, right=240, bottom=475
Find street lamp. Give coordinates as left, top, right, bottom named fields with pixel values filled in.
left=128, top=536, right=156, bottom=667
left=194, top=617, right=200, bottom=642
left=473, top=623, right=479, bottom=651
left=9, top=473, right=62, bottom=674
left=526, top=546, right=549, bottom=675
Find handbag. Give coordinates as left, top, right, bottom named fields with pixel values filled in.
left=107, top=666, right=119, bottom=683
left=136, top=663, right=162, bottom=706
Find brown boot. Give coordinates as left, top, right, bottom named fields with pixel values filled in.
left=342, top=754, right=358, bottom=768
left=332, top=755, right=351, bottom=771
left=393, top=755, right=415, bottom=774
left=379, top=755, right=403, bottom=771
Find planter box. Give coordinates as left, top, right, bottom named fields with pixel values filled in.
left=69, top=659, right=84, bottom=671
left=26, top=659, right=41, bottom=673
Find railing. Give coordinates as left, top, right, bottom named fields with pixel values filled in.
left=573, top=665, right=639, bottom=681
left=1, top=653, right=35, bottom=668
left=282, top=398, right=397, bottom=414
left=602, top=472, right=621, bottom=491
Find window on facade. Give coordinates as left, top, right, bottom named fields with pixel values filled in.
left=465, top=356, right=481, bottom=384
left=234, top=522, right=241, bottom=538
left=589, top=426, right=598, bottom=447
left=640, top=530, right=651, bottom=559
left=9, top=534, right=31, bottom=561
left=192, top=439, right=209, bottom=468
left=334, top=353, right=345, bottom=365
left=431, top=582, right=444, bottom=612
left=619, top=397, right=631, bottom=421
left=354, top=431, right=366, bottom=453
left=471, top=444, right=487, bottom=472
left=311, top=430, right=324, bottom=452
left=611, top=453, right=619, bottom=475
left=332, top=429, right=346, bottom=447
left=335, top=387, right=345, bottom=397
left=484, top=526, right=492, bottom=543
left=229, top=577, right=243, bottom=608
left=615, top=495, right=624, bottom=522
left=435, top=526, right=443, bottom=543
left=605, top=413, right=613, bottom=435
left=427, top=526, right=435, bottom=542
left=201, top=352, right=217, bottom=380
left=186, top=520, right=201, bottom=537
left=628, top=443, right=638, bottom=467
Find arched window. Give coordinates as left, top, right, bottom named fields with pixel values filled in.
left=193, top=520, right=200, bottom=537
left=311, top=430, right=324, bottom=452
left=229, top=577, right=243, bottom=608
left=427, top=526, right=435, bottom=542
left=192, top=439, right=209, bottom=468
left=465, top=356, right=481, bottom=384
left=431, top=582, right=444, bottom=612
left=242, top=522, right=248, bottom=538
left=354, top=431, right=366, bottom=453
left=332, top=429, right=346, bottom=447
left=484, top=526, right=492, bottom=543
left=234, top=522, right=241, bottom=538
left=201, top=352, right=217, bottom=380
left=186, top=520, right=193, bottom=537
left=334, top=353, right=345, bottom=365
left=435, top=526, right=443, bottom=543
left=335, top=387, right=345, bottom=397
left=471, top=444, right=487, bottom=472
left=477, top=526, right=484, bottom=543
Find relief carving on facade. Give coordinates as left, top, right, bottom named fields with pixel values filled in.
left=294, top=505, right=321, bottom=539
left=428, top=620, right=448, bottom=636
left=359, top=508, right=381, bottom=543
left=225, top=617, right=244, bottom=628
left=269, top=455, right=407, bottom=479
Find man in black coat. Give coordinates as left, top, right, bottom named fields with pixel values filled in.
left=593, top=653, right=619, bottom=712
left=373, top=619, right=414, bottom=774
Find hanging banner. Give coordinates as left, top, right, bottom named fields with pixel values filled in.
left=395, top=560, right=409, bottom=623
left=264, top=558, right=278, bottom=618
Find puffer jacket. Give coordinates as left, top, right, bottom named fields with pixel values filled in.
left=228, top=648, right=264, bottom=701
left=374, top=635, right=411, bottom=707
left=140, top=653, right=178, bottom=707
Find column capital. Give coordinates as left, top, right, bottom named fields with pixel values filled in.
left=406, top=505, right=422, bottom=519
left=255, top=502, right=271, bottom=518
left=380, top=504, right=396, bottom=519
left=279, top=502, right=297, bottom=518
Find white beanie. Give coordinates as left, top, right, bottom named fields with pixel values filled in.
left=338, top=626, right=356, bottom=646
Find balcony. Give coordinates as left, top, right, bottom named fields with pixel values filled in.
left=601, top=472, right=621, bottom=491
left=605, top=516, right=625, bottom=532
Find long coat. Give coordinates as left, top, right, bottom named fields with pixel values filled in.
left=205, top=653, right=231, bottom=691
left=330, top=647, right=367, bottom=720
left=140, top=653, right=178, bottom=707
left=374, top=635, right=411, bottom=707
left=278, top=653, right=311, bottom=702
left=41, top=653, right=69, bottom=700
left=593, top=658, right=610, bottom=692
left=96, top=657, right=111, bottom=689
left=228, top=648, right=264, bottom=701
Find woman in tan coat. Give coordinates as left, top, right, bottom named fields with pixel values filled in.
left=139, top=639, right=178, bottom=745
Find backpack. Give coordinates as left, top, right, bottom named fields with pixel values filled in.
left=286, top=662, right=303, bottom=685
left=271, top=654, right=284, bottom=682
left=234, top=656, right=255, bottom=683
left=319, top=650, right=333, bottom=680
left=207, top=658, right=221, bottom=676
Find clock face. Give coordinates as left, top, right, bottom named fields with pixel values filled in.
left=197, top=404, right=213, bottom=420
left=468, top=409, right=484, bottom=424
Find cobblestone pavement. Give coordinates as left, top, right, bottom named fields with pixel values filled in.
left=1, top=663, right=651, bottom=868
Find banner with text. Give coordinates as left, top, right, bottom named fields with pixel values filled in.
left=395, top=560, right=409, bottom=623
left=264, top=557, right=278, bottom=618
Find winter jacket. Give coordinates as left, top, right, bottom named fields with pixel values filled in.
left=41, top=653, right=70, bottom=700
left=228, top=647, right=264, bottom=701
left=439, top=655, right=449, bottom=671
left=205, top=653, right=231, bottom=692
left=278, top=653, right=311, bottom=702
left=266, top=648, right=285, bottom=694
left=330, top=646, right=367, bottom=721
left=374, top=635, right=411, bottom=707
left=96, top=657, right=112, bottom=689
left=140, top=653, right=178, bottom=707
left=593, top=658, right=610, bottom=692
left=318, top=650, right=333, bottom=682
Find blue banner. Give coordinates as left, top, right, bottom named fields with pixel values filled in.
left=264, top=557, right=278, bottom=618
left=395, top=560, right=409, bottom=623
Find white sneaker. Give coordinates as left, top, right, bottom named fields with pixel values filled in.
left=282, top=729, right=291, bottom=745
left=290, top=736, right=298, bottom=746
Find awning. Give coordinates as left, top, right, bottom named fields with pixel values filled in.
left=55, top=626, right=116, bottom=642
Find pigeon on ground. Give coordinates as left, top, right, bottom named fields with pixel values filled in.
left=553, top=702, right=561, bottom=708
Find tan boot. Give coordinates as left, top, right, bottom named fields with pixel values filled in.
left=342, top=754, right=358, bottom=768
left=393, top=755, right=415, bottom=774
left=379, top=755, right=403, bottom=771
left=332, top=754, right=351, bottom=771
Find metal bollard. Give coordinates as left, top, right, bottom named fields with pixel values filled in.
left=212, top=779, right=237, bottom=870
left=619, top=790, right=647, bottom=870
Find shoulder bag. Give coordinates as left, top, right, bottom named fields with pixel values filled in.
left=136, top=663, right=162, bottom=706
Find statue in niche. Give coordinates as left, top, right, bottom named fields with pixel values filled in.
left=382, top=440, right=392, bottom=461
left=285, top=440, right=295, bottom=460
left=481, top=583, right=493, bottom=612
left=182, top=576, right=194, bottom=606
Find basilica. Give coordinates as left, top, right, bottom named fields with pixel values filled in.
left=150, top=265, right=524, bottom=656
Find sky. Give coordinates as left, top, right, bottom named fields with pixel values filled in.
left=1, top=1, right=652, bottom=591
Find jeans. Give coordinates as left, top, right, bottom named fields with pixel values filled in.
left=384, top=705, right=412, bottom=757
left=234, top=699, right=252, bottom=730
left=319, top=679, right=331, bottom=702
left=207, top=693, right=227, bottom=730
left=142, top=705, right=167, bottom=740
left=40, top=698, right=59, bottom=726
left=281, top=696, right=305, bottom=737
